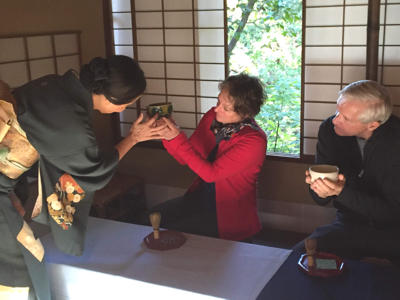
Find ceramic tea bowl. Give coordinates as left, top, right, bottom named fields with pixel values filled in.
left=146, top=102, right=173, bottom=119
left=309, top=164, right=339, bottom=183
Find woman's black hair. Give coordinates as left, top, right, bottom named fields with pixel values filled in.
left=79, top=55, right=146, bottom=105
left=219, top=73, right=266, bottom=119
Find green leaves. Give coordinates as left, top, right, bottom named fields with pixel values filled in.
left=228, top=0, right=302, bottom=154
left=254, top=79, right=301, bottom=154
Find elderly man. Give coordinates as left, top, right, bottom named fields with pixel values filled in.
left=294, top=80, right=400, bottom=264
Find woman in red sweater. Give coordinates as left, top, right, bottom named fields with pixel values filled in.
left=145, top=73, right=267, bottom=241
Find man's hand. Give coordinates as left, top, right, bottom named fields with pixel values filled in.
left=305, top=170, right=346, bottom=198
left=305, top=170, right=312, bottom=185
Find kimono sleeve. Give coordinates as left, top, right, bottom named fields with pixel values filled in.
left=42, top=146, right=119, bottom=193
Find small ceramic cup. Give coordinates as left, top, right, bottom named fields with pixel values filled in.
left=309, top=165, right=339, bottom=183
left=146, top=102, right=173, bottom=119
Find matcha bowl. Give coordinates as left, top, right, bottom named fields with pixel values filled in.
left=146, top=102, right=173, bottom=119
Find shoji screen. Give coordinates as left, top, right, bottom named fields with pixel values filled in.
left=381, top=0, right=400, bottom=117
left=303, top=0, right=399, bottom=156
left=0, top=32, right=82, bottom=89
left=110, top=0, right=226, bottom=138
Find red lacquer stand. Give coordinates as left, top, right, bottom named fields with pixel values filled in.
left=298, top=251, right=346, bottom=277
left=144, top=230, right=186, bottom=251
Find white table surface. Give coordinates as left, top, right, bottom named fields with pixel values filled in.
left=39, top=217, right=291, bottom=300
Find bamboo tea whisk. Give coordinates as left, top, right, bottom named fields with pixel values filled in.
left=150, top=212, right=161, bottom=240
left=305, top=238, right=316, bottom=267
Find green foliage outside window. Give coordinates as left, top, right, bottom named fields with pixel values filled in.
left=227, top=0, right=302, bottom=154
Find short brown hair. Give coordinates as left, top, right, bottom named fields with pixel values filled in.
left=219, top=73, right=266, bottom=119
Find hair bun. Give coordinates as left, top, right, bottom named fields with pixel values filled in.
left=79, top=57, right=108, bottom=94
left=89, top=57, right=108, bottom=81
left=80, top=55, right=146, bottom=104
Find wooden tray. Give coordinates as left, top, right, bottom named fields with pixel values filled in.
left=144, top=230, right=186, bottom=251
left=298, top=251, right=346, bottom=277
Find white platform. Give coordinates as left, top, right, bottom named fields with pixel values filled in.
left=40, top=217, right=291, bottom=300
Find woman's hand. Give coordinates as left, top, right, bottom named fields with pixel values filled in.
left=160, top=117, right=181, bottom=141
left=115, top=113, right=169, bottom=160
left=129, top=113, right=168, bottom=143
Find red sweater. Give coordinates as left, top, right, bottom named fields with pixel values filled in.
left=163, top=108, right=267, bottom=241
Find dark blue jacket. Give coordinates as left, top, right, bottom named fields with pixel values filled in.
left=312, top=114, right=400, bottom=229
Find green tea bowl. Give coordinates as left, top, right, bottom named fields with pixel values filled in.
left=146, top=102, right=173, bottom=119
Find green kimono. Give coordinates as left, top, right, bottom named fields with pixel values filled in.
left=0, top=70, right=119, bottom=299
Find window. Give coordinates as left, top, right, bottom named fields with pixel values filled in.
left=303, top=0, right=400, bottom=159
left=227, top=0, right=302, bottom=156
left=0, top=31, right=82, bottom=89
left=104, top=0, right=400, bottom=161
left=381, top=1, right=400, bottom=117
left=107, top=0, right=226, bottom=140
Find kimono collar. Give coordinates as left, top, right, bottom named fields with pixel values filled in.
left=61, top=70, right=94, bottom=115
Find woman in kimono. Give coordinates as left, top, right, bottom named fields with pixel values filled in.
left=144, top=73, right=268, bottom=242
left=0, top=55, right=165, bottom=300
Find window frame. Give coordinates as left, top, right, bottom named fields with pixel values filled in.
left=104, top=0, right=233, bottom=153
left=106, top=0, right=400, bottom=165
left=0, top=30, right=83, bottom=88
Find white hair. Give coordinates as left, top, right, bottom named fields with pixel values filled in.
left=338, top=80, right=392, bottom=124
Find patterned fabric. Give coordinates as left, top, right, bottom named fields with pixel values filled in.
left=0, top=92, right=39, bottom=179
left=47, top=173, right=85, bottom=230
left=210, top=118, right=259, bottom=144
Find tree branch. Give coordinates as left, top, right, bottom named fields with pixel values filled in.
left=274, top=119, right=280, bottom=152
left=247, top=21, right=268, bottom=31
left=228, top=0, right=257, bottom=55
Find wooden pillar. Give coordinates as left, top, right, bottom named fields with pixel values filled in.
left=102, top=0, right=114, bottom=58
left=366, top=0, right=380, bottom=81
